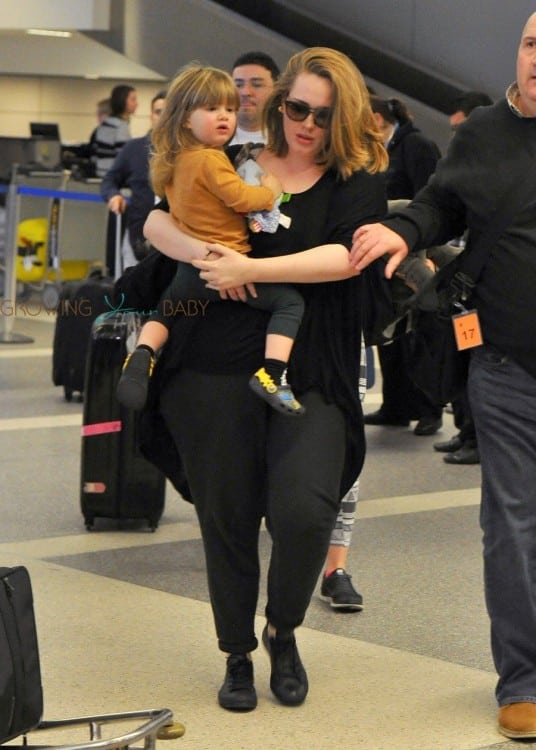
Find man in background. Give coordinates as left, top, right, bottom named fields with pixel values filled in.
left=229, top=51, right=279, bottom=145
left=449, top=90, right=494, bottom=131
left=433, top=90, right=493, bottom=465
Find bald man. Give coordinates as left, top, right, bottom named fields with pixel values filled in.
left=350, top=12, right=536, bottom=739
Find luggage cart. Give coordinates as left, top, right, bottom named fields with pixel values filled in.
left=1, top=565, right=185, bottom=748
left=0, top=170, right=65, bottom=307
left=2, top=708, right=185, bottom=749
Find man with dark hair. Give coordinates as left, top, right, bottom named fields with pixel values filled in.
left=229, top=51, right=280, bottom=145
left=449, top=90, right=494, bottom=130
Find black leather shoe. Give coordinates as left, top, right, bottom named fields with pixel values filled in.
left=364, top=410, right=409, bottom=427
left=218, top=654, right=257, bottom=711
left=262, top=626, right=308, bottom=706
left=414, top=416, right=442, bottom=436
left=433, top=435, right=463, bottom=453
left=443, top=445, right=480, bottom=465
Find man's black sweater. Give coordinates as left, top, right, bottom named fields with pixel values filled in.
left=384, top=98, right=536, bottom=378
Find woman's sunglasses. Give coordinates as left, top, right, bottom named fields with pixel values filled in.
left=282, top=99, right=332, bottom=129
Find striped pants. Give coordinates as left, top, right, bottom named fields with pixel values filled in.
left=329, top=344, right=367, bottom=547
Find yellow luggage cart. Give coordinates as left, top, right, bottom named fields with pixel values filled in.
left=17, top=216, right=90, bottom=286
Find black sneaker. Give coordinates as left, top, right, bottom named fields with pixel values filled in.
left=249, top=367, right=305, bottom=416
left=262, top=626, right=308, bottom=706
left=116, top=348, right=155, bottom=410
left=320, top=568, right=364, bottom=611
left=218, top=654, right=257, bottom=711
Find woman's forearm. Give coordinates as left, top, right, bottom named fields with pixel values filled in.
left=250, top=244, right=357, bottom=284
left=144, top=209, right=207, bottom=262
left=195, top=242, right=358, bottom=291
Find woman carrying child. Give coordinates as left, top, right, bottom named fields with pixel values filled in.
left=140, top=48, right=388, bottom=711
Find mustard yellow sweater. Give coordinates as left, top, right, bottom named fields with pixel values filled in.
left=165, top=147, right=275, bottom=253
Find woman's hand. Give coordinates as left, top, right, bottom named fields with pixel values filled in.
left=191, top=244, right=258, bottom=301
left=350, top=223, right=409, bottom=278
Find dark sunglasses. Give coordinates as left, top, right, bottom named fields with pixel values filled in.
left=283, top=99, right=332, bottom=128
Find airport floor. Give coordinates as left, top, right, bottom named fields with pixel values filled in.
left=0, top=306, right=523, bottom=750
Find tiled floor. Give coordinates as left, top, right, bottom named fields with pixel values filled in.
left=0, top=308, right=521, bottom=749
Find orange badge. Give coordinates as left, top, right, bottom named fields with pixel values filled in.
left=452, top=310, right=483, bottom=351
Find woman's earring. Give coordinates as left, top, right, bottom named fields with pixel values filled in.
left=278, top=105, right=283, bottom=113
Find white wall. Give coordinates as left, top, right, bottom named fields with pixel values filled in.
left=0, top=0, right=300, bottom=144
left=0, top=77, right=169, bottom=143
left=0, top=0, right=110, bottom=30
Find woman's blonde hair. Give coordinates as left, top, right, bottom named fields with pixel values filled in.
left=150, top=64, right=239, bottom=197
left=264, top=47, right=387, bottom=179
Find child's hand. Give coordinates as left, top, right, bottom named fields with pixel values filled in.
left=260, top=173, right=283, bottom=200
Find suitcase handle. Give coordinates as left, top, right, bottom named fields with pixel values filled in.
left=114, top=212, right=123, bottom=281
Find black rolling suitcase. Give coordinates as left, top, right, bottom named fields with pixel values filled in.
left=0, top=566, right=43, bottom=744
left=80, top=311, right=166, bottom=531
left=52, top=269, right=115, bottom=401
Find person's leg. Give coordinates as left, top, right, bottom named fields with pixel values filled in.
left=117, top=264, right=218, bottom=410
left=134, top=321, right=168, bottom=350
left=246, top=283, right=305, bottom=415
left=249, top=283, right=304, bottom=342
left=410, top=387, right=444, bottom=435
left=443, top=385, right=480, bottom=464
left=160, top=369, right=266, bottom=710
left=261, top=389, right=355, bottom=705
left=161, top=368, right=266, bottom=653
left=265, top=390, right=348, bottom=630
left=400, top=332, right=443, bottom=435
left=326, top=482, right=357, bottom=564
left=457, top=389, right=477, bottom=446
left=443, top=388, right=477, bottom=448
left=451, top=394, right=466, bottom=433
left=116, top=320, right=169, bottom=409
left=322, top=342, right=366, bottom=610
left=441, top=386, right=480, bottom=463
left=364, top=339, right=410, bottom=425
left=321, top=478, right=363, bottom=610
left=468, top=346, right=536, bottom=726
left=434, top=394, right=465, bottom=452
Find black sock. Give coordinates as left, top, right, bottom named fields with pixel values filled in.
left=137, top=344, right=155, bottom=357
left=264, top=358, right=286, bottom=385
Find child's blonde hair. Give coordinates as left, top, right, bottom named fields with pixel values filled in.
left=151, top=64, right=240, bottom=197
